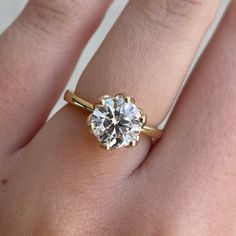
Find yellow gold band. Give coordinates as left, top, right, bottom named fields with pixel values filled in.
left=64, top=90, right=163, bottom=140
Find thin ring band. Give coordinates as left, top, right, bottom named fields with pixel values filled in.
left=64, top=90, right=163, bottom=140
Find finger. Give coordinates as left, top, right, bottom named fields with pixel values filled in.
left=77, top=0, right=220, bottom=124
left=143, top=2, right=236, bottom=233
left=0, top=0, right=111, bottom=155
left=41, top=0, right=220, bottom=173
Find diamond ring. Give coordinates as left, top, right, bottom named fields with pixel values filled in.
left=64, top=90, right=163, bottom=150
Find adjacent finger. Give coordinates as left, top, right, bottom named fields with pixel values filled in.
left=142, top=2, right=236, bottom=234
left=0, top=0, right=111, bottom=155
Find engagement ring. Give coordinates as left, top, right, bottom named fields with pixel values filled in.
left=64, top=90, right=163, bottom=150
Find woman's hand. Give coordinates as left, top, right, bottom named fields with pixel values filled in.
left=0, top=0, right=235, bottom=235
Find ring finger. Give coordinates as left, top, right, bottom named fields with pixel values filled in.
left=36, top=0, right=221, bottom=174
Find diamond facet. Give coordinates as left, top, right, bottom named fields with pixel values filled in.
left=89, top=94, right=144, bottom=149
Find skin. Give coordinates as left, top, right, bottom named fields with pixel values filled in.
left=0, top=0, right=236, bottom=235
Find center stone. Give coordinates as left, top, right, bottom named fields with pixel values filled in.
left=89, top=95, right=143, bottom=149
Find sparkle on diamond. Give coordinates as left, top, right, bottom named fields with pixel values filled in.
left=89, top=95, right=143, bottom=149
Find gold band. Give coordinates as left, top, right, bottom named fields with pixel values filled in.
left=64, top=90, right=163, bottom=140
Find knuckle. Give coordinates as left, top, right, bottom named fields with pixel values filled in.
left=164, top=0, right=206, bottom=17
left=29, top=0, right=79, bottom=22
left=31, top=0, right=87, bottom=20
left=164, top=0, right=220, bottom=24
left=133, top=0, right=218, bottom=30
left=21, top=0, right=88, bottom=36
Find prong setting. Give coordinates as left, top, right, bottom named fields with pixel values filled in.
left=89, top=92, right=143, bottom=149
left=87, top=114, right=95, bottom=132
left=101, top=143, right=111, bottom=150
left=128, top=136, right=139, bottom=147
left=140, top=114, right=147, bottom=125
left=116, top=93, right=135, bottom=104
left=137, top=108, right=146, bottom=125
left=126, top=96, right=135, bottom=104
left=99, top=95, right=110, bottom=105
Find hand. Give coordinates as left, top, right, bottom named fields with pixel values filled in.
left=0, top=0, right=235, bottom=235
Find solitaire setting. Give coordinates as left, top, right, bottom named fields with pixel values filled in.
left=64, top=90, right=163, bottom=150
left=88, top=94, right=145, bottom=149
